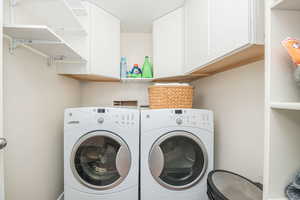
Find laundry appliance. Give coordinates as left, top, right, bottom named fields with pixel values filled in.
left=140, top=109, right=214, bottom=200
left=64, top=107, right=139, bottom=200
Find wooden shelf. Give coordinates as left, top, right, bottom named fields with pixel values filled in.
left=270, top=102, right=300, bottom=110
left=3, top=25, right=86, bottom=61
left=271, top=0, right=300, bottom=10
left=63, top=75, right=200, bottom=83
left=121, top=78, right=154, bottom=83
left=60, top=74, right=120, bottom=82
left=14, top=0, right=86, bottom=34
left=191, top=44, right=264, bottom=76
left=153, top=75, right=205, bottom=83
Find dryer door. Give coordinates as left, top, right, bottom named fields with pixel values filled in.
left=71, top=131, right=131, bottom=190
left=149, top=131, right=208, bottom=190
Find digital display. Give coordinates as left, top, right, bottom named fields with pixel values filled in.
left=175, top=110, right=183, bottom=114
left=97, top=109, right=105, bottom=113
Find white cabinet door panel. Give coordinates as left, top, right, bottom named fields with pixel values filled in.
left=153, top=8, right=183, bottom=79
left=184, top=0, right=210, bottom=73
left=90, top=3, right=120, bottom=78
left=210, top=0, right=250, bottom=59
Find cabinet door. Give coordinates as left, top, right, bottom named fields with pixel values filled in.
left=184, top=0, right=210, bottom=74
left=210, top=0, right=250, bottom=59
left=90, top=3, right=120, bottom=78
left=153, top=8, right=183, bottom=79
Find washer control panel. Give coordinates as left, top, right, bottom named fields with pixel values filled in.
left=93, top=108, right=137, bottom=127
left=111, top=112, right=136, bottom=126
left=65, top=108, right=138, bottom=128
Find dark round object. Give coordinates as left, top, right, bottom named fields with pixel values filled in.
left=207, top=170, right=263, bottom=200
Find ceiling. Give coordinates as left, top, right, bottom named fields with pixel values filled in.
left=87, top=0, right=185, bottom=33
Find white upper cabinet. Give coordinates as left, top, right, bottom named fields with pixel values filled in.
left=183, top=0, right=264, bottom=74
left=210, top=0, right=264, bottom=59
left=209, top=0, right=250, bottom=58
left=153, top=8, right=184, bottom=79
left=184, top=0, right=210, bottom=74
left=89, top=3, right=120, bottom=79
left=57, top=2, right=121, bottom=80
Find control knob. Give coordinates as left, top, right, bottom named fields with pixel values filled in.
left=176, top=118, right=183, bottom=125
left=97, top=117, right=104, bottom=124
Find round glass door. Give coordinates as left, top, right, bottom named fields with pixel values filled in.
left=149, top=131, right=208, bottom=190
left=71, top=131, right=131, bottom=190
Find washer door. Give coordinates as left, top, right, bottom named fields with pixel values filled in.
left=71, top=131, right=131, bottom=190
left=149, top=131, right=208, bottom=190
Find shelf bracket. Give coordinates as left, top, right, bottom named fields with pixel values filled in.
left=8, top=38, right=86, bottom=65
left=9, top=39, right=23, bottom=54
left=47, top=56, right=65, bottom=66
left=9, top=38, right=63, bottom=54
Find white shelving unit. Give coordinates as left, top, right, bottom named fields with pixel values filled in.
left=264, top=0, right=300, bottom=199
left=11, top=0, right=87, bottom=34
left=3, top=25, right=86, bottom=63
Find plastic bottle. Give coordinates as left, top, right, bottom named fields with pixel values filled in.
left=120, top=56, right=128, bottom=78
left=129, top=64, right=142, bottom=78
left=142, top=56, right=153, bottom=78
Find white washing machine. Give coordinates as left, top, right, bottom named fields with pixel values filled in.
left=64, top=107, right=139, bottom=200
left=141, top=109, right=214, bottom=200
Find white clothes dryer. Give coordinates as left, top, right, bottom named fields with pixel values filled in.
left=141, top=109, right=214, bottom=200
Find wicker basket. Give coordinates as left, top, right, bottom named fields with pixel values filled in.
left=148, top=85, right=194, bottom=109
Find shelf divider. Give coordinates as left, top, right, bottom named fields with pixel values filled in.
left=270, top=102, right=300, bottom=111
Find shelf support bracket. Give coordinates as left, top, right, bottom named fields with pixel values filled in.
left=8, top=38, right=63, bottom=54
left=47, top=56, right=65, bottom=66
left=8, top=38, right=86, bottom=65
left=9, top=39, right=22, bottom=54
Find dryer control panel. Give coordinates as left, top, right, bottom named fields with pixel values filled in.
left=142, top=109, right=213, bottom=131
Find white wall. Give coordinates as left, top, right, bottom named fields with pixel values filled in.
left=3, top=39, right=81, bottom=200
left=81, top=82, right=150, bottom=107
left=121, top=33, right=152, bottom=72
left=192, top=61, right=265, bottom=182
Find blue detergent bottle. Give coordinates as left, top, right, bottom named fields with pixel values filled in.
left=120, top=56, right=128, bottom=78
